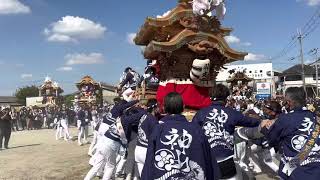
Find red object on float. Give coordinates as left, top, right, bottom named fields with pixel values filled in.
left=156, top=81, right=212, bottom=111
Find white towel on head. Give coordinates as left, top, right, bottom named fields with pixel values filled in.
left=192, top=0, right=211, bottom=15
left=192, top=0, right=226, bottom=19
left=215, top=1, right=226, bottom=19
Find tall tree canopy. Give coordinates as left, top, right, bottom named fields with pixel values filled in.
left=64, top=94, right=75, bottom=107
left=15, top=85, right=39, bottom=106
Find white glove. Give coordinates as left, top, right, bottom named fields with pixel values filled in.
left=77, top=120, right=81, bottom=129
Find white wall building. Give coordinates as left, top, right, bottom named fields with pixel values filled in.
left=100, top=82, right=118, bottom=103
left=216, top=63, right=273, bottom=82
left=280, top=64, right=320, bottom=97
left=216, top=63, right=278, bottom=95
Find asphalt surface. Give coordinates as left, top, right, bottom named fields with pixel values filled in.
left=0, top=128, right=279, bottom=180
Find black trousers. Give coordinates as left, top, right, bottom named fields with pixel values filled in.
left=218, top=158, right=237, bottom=179
left=20, top=118, right=26, bottom=130
left=11, top=119, right=18, bottom=131
left=0, top=123, right=11, bottom=148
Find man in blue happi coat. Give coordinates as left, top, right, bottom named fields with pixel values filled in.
left=193, top=84, right=261, bottom=179
left=142, top=92, right=221, bottom=180
left=262, top=87, right=320, bottom=180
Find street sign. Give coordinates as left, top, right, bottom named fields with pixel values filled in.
left=256, top=94, right=271, bottom=100
left=256, top=82, right=271, bottom=95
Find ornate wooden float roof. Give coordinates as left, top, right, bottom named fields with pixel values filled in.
left=39, top=77, right=63, bottom=93
left=76, top=75, right=101, bottom=89
left=134, top=0, right=247, bottom=62
left=227, top=72, right=253, bottom=83
left=143, top=29, right=246, bottom=61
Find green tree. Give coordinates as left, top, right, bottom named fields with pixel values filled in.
left=64, top=94, right=75, bottom=107
left=15, top=85, right=39, bottom=106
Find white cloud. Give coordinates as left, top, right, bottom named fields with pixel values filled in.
left=305, top=59, right=314, bottom=64
left=44, top=16, right=107, bottom=43
left=0, top=0, right=30, bottom=15
left=298, top=0, right=320, bottom=6
left=21, top=73, right=32, bottom=79
left=65, top=53, right=104, bottom=65
left=47, top=34, right=76, bottom=43
left=225, top=35, right=251, bottom=47
left=244, top=53, right=267, bottom=61
left=127, top=33, right=136, bottom=45
left=57, top=66, right=73, bottom=71
left=309, top=0, right=320, bottom=6
left=157, top=10, right=171, bottom=18
left=241, top=42, right=252, bottom=46
left=225, top=35, right=241, bottom=44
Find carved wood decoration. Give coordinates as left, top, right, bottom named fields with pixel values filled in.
left=134, top=0, right=247, bottom=88
left=40, top=80, right=63, bottom=97
left=227, top=72, right=253, bottom=86
left=75, top=76, right=102, bottom=105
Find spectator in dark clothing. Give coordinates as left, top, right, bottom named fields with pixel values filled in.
left=26, top=108, right=34, bottom=130
left=19, top=107, right=27, bottom=130
left=10, top=109, right=18, bottom=131
left=0, top=106, right=12, bottom=149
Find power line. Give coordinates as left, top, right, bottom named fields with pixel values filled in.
left=271, top=6, right=320, bottom=60
left=271, top=48, right=313, bottom=64
left=301, top=7, right=320, bottom=39
left=271, top=36, right=298, bottom=60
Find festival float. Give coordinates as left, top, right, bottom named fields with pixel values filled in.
left=75, top=75, right=102, bottom=105
left=227, top=69, right=254, bottom=98
left=227, top=70, right=253, bottom=87
left=39, top=76, right=63, bottom=106
left=134, top=0, right=247, bottom=114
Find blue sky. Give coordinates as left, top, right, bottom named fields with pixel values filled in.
left=0, top=0, right=320, bottom=95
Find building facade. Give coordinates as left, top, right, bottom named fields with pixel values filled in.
left=0, top=96, right=21, bottom=107
left=280, top=64, right=319, bottom=97
left=216, top=63, right=278, bottom=95
left=100, top=82, right=117, bottom=103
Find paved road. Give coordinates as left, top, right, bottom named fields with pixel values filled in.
left=0, top=128, right=278, bottom=180
left=0, top=128, right=91, bottom=180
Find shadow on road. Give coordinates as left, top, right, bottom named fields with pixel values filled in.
left=8, top=143, right=42, bottom=149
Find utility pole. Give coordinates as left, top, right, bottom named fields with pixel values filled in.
left=311, top=48, right=319, bottom=97
left=316, top=59, right=319, bottom=98
left=315, top=48, right=319, bottom=97
left=298, top=29, right=306, bottom=93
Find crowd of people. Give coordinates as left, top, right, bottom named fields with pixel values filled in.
left=0, top=102, right=117, bottom=148
left=1, top=75, right=320, bottom=180
left=80, top=85, right=318, bottom=180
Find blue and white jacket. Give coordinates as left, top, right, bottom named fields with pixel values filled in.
left=57, top=111, right=68, bottom=120
left=137, top=113, right=158, bottom=148
left=262, top=107, right=320, bottom=180
left=120, top=72, right=138, bottom=90
left=105, top=107, right=145, bottom=144
left=103, top=100, right=139, bottom=126
left=103, top=112, right=116, bottom=126
left=77, top=110, right=91, bottom=126
left=141, top=114, right=220, bottom=180
left=192, top=101, right=261, bottom=162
